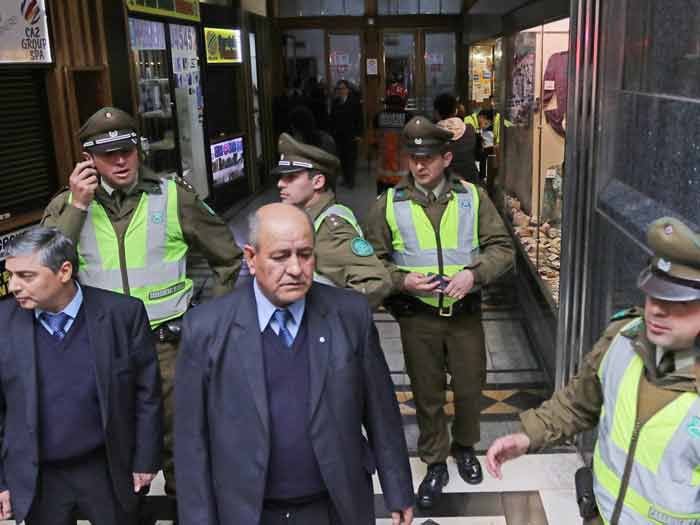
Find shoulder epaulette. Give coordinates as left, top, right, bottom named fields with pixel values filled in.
left=171, top=175, right=196, bottom=193
left=610, top=306, right=643, bottom=322
left=393, top=188, right=409, bottom=202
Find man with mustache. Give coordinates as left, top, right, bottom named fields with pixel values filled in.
left=275, top=132, right=391, bottom=308
left=41, top=107, right=243, bottom=506
left=486, top=217, right=700, bottom=525
left=174, top=203, right=414, bottom=524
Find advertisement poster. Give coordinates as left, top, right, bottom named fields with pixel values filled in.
left=204, top=27, right=242, bottom=64
left=126, top=0, right=200, bottom=22
left=0, top=0, right=52, bottom=64
left=211, top=137, right=245, bottom=187
left=0, top=225, right=35, bottom=299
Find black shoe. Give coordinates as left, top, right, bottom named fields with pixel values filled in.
left=417, top=462, right=449, bottom=509
left=454, top=446, right=483, bottom=485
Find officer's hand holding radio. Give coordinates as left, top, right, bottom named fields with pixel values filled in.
left=69, top=153, right=100, bottom=210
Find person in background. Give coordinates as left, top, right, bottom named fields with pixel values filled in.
left=330, top=80, right=363, bottom=189
left=487, top=217, right=700, bottom=525
left=434, top=93, right=478, bottom=184
left=0, top=227, right=162, bottom=525
left=288, top=105, right=337, bottom=156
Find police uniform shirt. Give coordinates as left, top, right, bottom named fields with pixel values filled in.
left=414, top=178, right=447, bottom=201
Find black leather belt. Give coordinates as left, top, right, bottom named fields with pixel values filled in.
left=263, top=491, right=329, bottom=510
left=385, top=292, right=482, bottom=318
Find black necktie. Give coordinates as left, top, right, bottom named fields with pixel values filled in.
left=657, top=351, right=675, bottom=376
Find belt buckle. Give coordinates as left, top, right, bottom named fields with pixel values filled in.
left=439, top=303, right=453, bottom=317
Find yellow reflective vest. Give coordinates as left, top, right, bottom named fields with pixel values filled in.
left=593, top=318, right=700, bottom=524
left=385, top=181, right=480, bottom=307
left=73, top=178, right=192, bottom=328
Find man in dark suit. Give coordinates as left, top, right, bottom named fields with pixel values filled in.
left=175, top=203, right=414, bottom=524
left=0, top=227, right=162, bottom=525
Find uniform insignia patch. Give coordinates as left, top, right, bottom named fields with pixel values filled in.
left=151, top=211, right=164, bottom=224
left=687, top=417, right=700, bottom=439
left=351, top=237, right=374, bottom=257
left=657, top=258, right=672, bottom=272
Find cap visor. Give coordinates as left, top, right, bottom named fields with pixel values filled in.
left=88, top=139, right=137, bottom=154
left=637, top=267, right=700, bottom=301
left=271, top=165, right=307, bottom=176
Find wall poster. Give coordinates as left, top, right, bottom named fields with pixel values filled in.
left=0, top=0, right=52, bottom=64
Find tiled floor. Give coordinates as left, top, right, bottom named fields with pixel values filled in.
left=1, top=164, right=583, bottom=524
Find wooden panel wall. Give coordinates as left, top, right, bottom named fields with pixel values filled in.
left=47, top=0, right=113, bottom=186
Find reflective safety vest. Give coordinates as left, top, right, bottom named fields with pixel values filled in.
left=593, top=318, right=700, bottom=524
left=312, top=203, right=363, bottom=287
left=464, top=112, right=479, bottom=130
left=73, top=178, right=192, bottom=328
left=385, top=182, right=480, bottom=307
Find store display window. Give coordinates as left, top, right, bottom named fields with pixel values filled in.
left=503, top=19, right=569, bottom=307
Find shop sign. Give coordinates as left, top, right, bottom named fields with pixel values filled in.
left=126, top=0, right=200, bottom=22
left=204, top=27, right=242, bottom=64
left=0, top=0, right=52, bottom=64
left=0, top=225, right=35, bottom=299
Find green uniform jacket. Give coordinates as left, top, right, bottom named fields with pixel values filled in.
left=307, top=191, right=392, bottom=309
left=364, top=174, right=514, bottom=292
left=521, top=308, right=700, bottom=452
left=41, top=168, right=243, bottom=298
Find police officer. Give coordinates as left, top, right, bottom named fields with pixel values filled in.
left=275, top=132, right=392, bottom=308
left=365, top=117, right=514, bottom=508
left=487, top=217, right=700, bottom=525
left=41, top=107, right=243, bottom=499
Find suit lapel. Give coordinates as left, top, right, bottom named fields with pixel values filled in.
left=84, top=289, right=111, bottom=428
left=15, top=307, right=38, bottom=432
left=236, top=284, right=269, bottom=435
left=307, top=286, right=331, bottom=421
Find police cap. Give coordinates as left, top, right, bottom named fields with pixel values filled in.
left=79, top=107, right=139, bottom=153
left=271, top=133, right=340, bottom=186
left=402, top=116, right=453, bottom=156
left=637, top=217, right=700, bottom=301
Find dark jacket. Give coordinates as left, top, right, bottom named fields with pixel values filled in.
left=0, top=286, right=162, bottom=523
left=330, top=95, right=363, bottom=143
left=174, top=282, right=414, bottom=524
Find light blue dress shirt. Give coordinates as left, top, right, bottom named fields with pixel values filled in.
left=253, top=278, right=305, bottom=341
left=35, top=282, right=84, bottom=336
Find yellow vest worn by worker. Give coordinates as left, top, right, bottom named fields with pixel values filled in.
left=73, top=178, right=192, bottom=328
left=385, top=181, right=480, bottom=308
left=464, top=112, right=479, bottom=130
left=593, top=318, right=700, bottom=524
left=312, top=203, right=363, bottom=286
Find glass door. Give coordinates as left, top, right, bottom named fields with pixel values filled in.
left=129, top=18, right=178, bottom=178
left=382, top=32, right=416, bottom=110
left=424, top=32, right=457, bottom=114
left=328, top=33, right=362, bottom=92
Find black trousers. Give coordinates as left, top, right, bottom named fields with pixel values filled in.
left=337, top=139, right=358, bottom=188
left=25, top=449, right=134, bottom=525
left=261, top=497, right=341, bottom=525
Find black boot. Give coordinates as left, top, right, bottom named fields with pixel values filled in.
left=417, top=462, right=449, bottom=509
left=454, top=445, right=483, bottom=485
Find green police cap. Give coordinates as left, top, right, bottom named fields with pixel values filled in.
left=271, top=133, right=340, bottom=185
left=402, top=116, right=453, bottom=156
left=637, top=217, right=700, bottom=301
left=79, top=107, right=139, bottom=153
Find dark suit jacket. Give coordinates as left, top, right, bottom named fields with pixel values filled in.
left=0, top=285, right=162, bottom=522
left=175, top=282, right=414, bottom=524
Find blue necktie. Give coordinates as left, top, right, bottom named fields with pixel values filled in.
left=40, top=312, right=71, bottom=340
left=273, top=309, right=294, bottom=348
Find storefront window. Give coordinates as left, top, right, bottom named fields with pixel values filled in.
left=283, top=29, right=326, bottom=90
left=383, top=32, right=416, bottom=110
left=129, top=18, right=178, bottom=178
left=424, top=33, right=456, bottom=110
left=503, top=19, right=570, bottom=307
left=468, top=42, right=495, bottom=104
left=279, top=0, right=364, bottom=17
left=378, top=0, right=461, bottom=15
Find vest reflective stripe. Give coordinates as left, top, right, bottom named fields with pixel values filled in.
left=312, top=203, right=363, bottom=286
left=494, top=113, right=501, bottom=145
left=593, top=319, right=700, bottom=524
left=385, top=183, right=480, bottom=307
left=75, top=179, right=192, bottom=327
left=464, top=113, right=479, bottom=130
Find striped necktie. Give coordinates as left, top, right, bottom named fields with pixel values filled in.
left=40, top=312, right=71, bottom=340
left=273, top=308, right=294, bottom=348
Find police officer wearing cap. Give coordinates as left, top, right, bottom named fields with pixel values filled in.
left=365, top=116, right=514, bottom=508
left=487, top=217, right=700, bottom=525
left=41, top=107, right=243, bottom=501
left=275, top=133, right=392, bottom=308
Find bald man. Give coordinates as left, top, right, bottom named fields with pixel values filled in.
left=174, top=204, right=414, bottom=525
